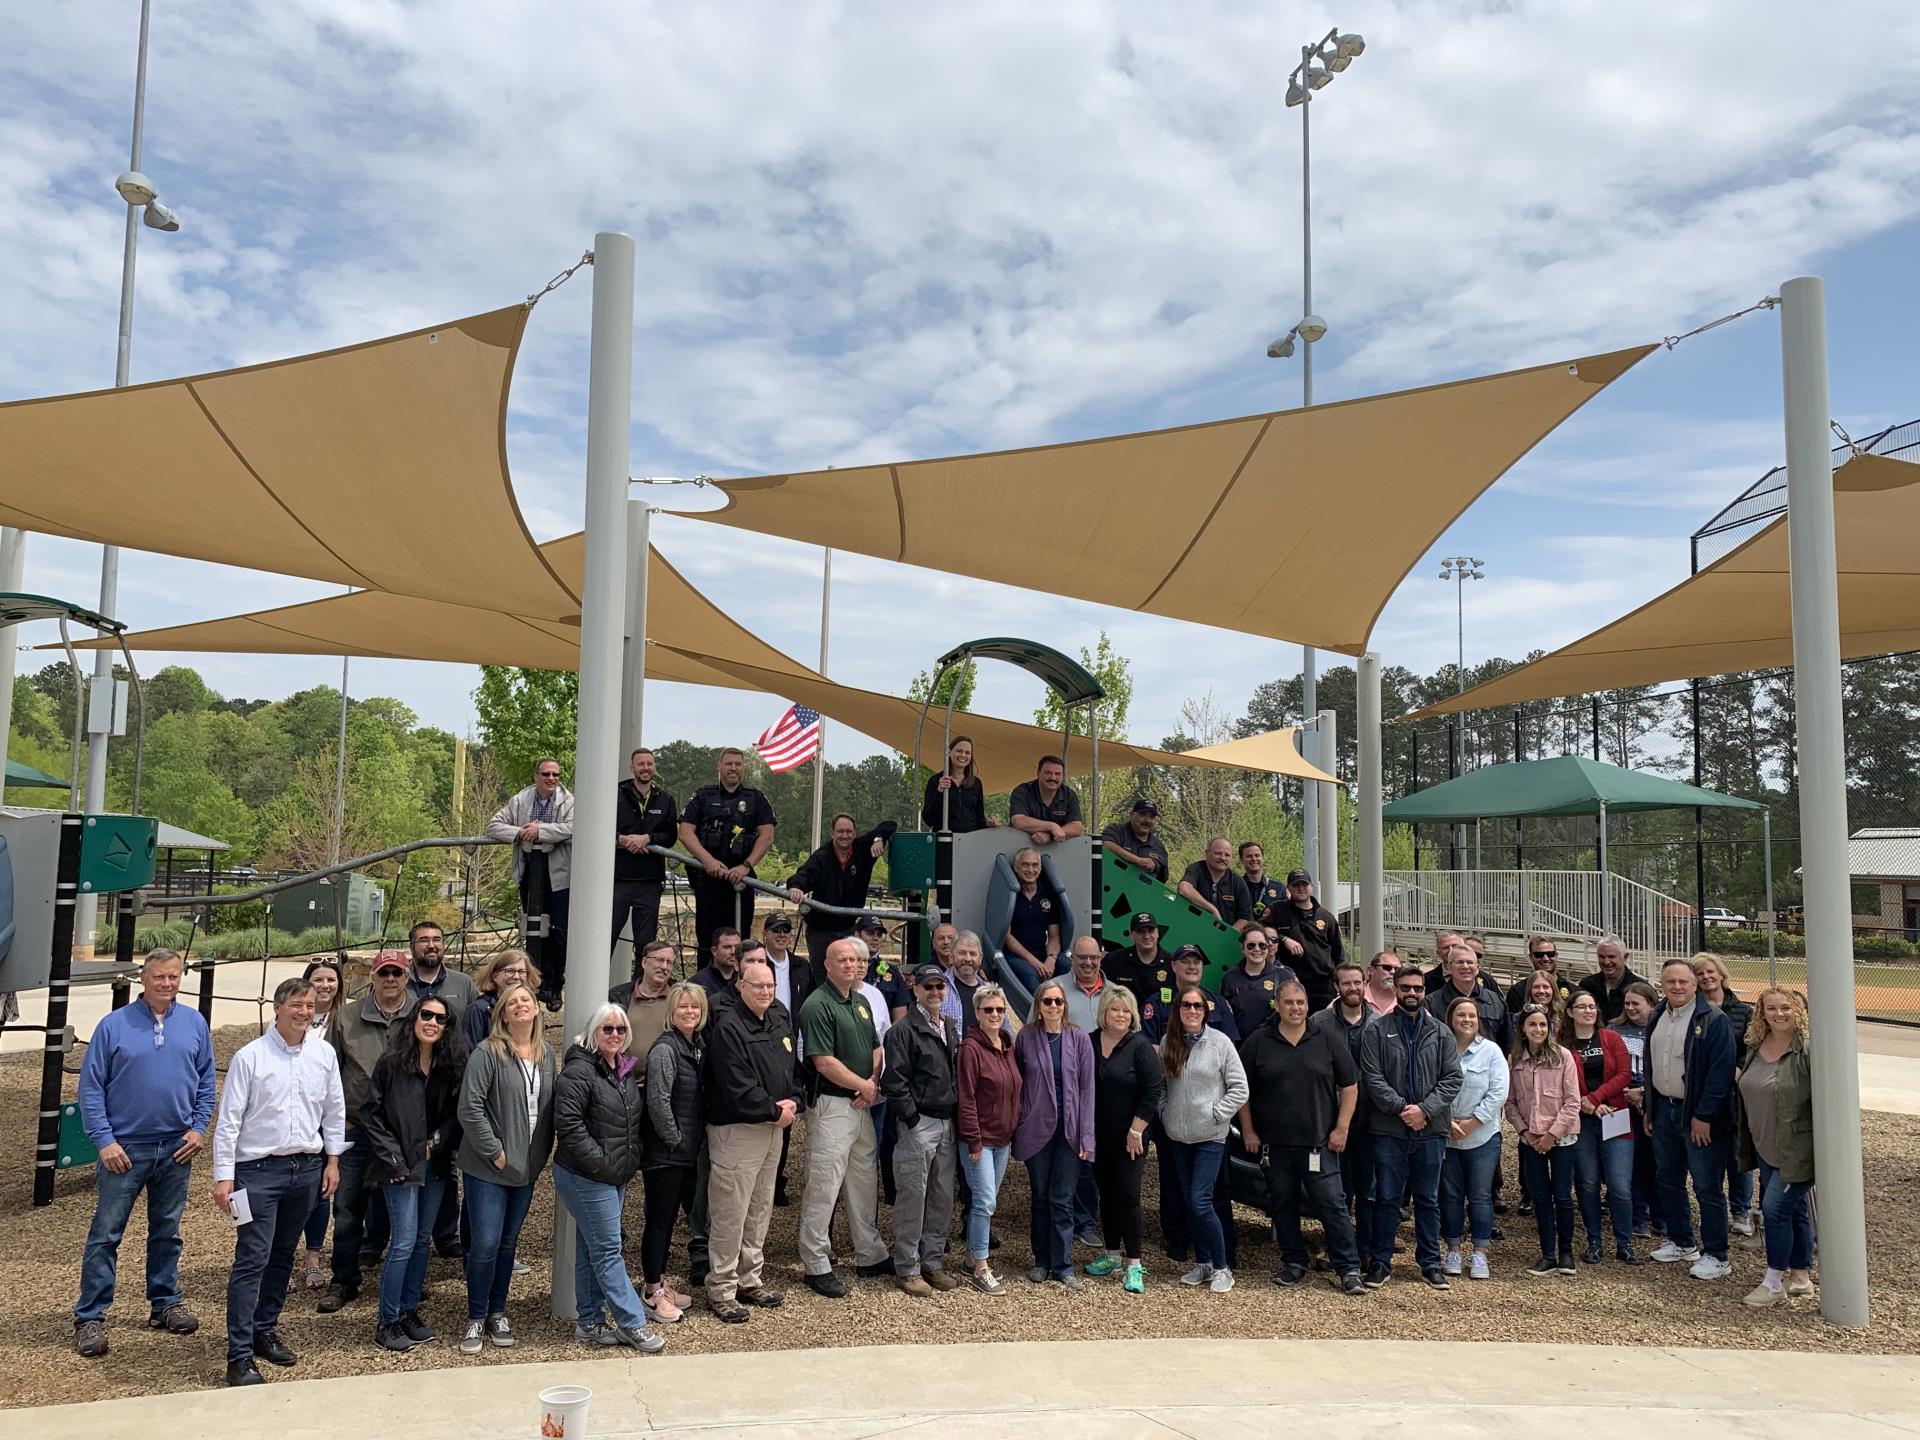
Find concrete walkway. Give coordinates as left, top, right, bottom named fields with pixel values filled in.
left=12, top=1340, right=1920, bottom=1438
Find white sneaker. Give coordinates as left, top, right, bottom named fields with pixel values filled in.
left=1650, top=1241, right=1701, bottom=1264
left=1443, top=1249, right=1463, bottom=1276
left=1469, top=1252, right=1491, bottom=1281
left=1689, top=1255, right=1733, bottom=1281
left=1730, top=1212, right=1755, bottom=1238
left=1179, top=1264, right=1213, bottom=1287
left=1208, top=1268, right=1235, bottom=1293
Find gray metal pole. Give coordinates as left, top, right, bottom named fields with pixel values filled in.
left=79, top=0, right=156, bottom=950
left=331, top=654, right=349, bottom=865
left=1778, top=274, right=1866, bottom=1326
left=1762, top=809, right=1777, bottom=985
left=1298, top=45, right=1320, bottom=882
left=1356, top=651, right=1383, bottom=958
left=551, top=231, right=636, bottom=1318
left=1316, top=708, right=1338, bottom=897
left=811, top=547, right=830, bottom=850
left=1597, top=799, right=1611, bottom=934
left=0, top=526, right=25, bottom=803
left=621, top=498, right=650, bottom=749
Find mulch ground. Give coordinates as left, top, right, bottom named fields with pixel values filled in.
left=3, top=1021, right=1916, bottom=1409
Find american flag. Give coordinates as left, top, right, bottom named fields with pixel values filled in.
left=754, top=703, right=823, bottom=773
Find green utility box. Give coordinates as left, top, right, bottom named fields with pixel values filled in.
left=269, top=871, right=385, bottom=937
left=78, top=813, right=158, bottom=896
left=886, top=830, right=936, bottom=895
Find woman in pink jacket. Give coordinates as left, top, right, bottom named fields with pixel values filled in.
left=1505, top=1004, right=1582, bottom=1278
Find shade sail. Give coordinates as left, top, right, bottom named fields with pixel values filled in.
left=4, top=759, right=65, bottom=788
left=1404, top=453, right=1920, bottom=719
left=685, top=346, right=1653, bottom=653
left=0, top=308, right=578, bottom=619
left=1382, top=755, right=1765, bottom=823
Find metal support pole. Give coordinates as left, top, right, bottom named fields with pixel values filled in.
left=1301, top=651, right=1319, bottom=879
left=33, top=813, right=83, bottom=1206
left=1356, top=652, right=1383, bottom=959
left=1691, top=676, right=1707, bottom=952
left=1597, top=799, right=1611, bottom=935
left=552, top=232, right=636, bottom=1317
left=1762, top=810, right=1777, bottom=984
left=811, top=549, right=830, bottom=850
left=0, top=526, right=25, bottom=802
left=1779, top=274, right=1866, bottom=1326
left=621, top=499, right=651, bottom=748
left=1316, top=708, right=1337, bottom=899
left=1297, top=40, right=1319, bottom=884
left=330, top=653, right=349, bottom=944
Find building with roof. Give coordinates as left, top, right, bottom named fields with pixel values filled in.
left=1845, top=828, right=1920, bottom=940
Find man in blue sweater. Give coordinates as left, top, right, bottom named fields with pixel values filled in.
left=72, top=949, right=216, bottom=1357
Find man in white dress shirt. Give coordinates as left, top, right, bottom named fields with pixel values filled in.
left=213, top=977, right=347, bottom=1386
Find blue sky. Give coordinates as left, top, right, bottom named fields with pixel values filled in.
left=4, top=1, right=1918, bottom=761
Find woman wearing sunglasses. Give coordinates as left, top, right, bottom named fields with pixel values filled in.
left=550, top=1002, right=664, bottom=1353
left=1159, top=983, right=1249, bottom=1293
left=360, top=998, right=465, bottom=1352
left=1014, top=977, right=1097, bottom=1291
left=956, top=984, right=1022, bottom=1295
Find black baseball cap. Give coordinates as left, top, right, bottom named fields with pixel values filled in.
left=763, top=914, right=794, bottom=933
left=1172, top=943, right=1207, bottom=963
left=1286, top=868, right=1312, bottom=885
left=1130, top=796, right=1159, bottom=815
left=1130, top=911, right=1160, bottom=932
left=912, top=963, right=947, bottom=985
left=854, top=915, right=885, bottom=934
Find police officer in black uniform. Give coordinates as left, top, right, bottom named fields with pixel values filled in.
left=1177, top=837, right=1254, bottom=931
left=679, top=747, right=777, bottom=959
left=1103, top=912, right=1174, bottom=1010
left=1266, top=868, right=1345, bottom=1012
left=1238, top=841, right=1286, bottom=921
left=1098, top=797, right=1168, bottom=881
left=613, top=747, right=677, bottom=955
left=1007, top=755, right=1084, bottom=845
left=785, top=814, right=897, bottom=977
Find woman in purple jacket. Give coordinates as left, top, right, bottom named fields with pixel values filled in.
left=1014, top=977, right=1096, bottom=1291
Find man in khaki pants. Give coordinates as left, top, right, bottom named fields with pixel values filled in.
left=702, top=956, right=800, bottom=1324
left=797, top=938, right=889, bottom=1297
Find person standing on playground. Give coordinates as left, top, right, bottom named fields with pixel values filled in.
left=680, top=748, right=777, bottom=959
left=1645, top=957, right=1738, bottom=1281
left=1358, top=966, right=1462, bottom=1290
left=1008, top=754, right=1084, bottom=846
left=72, top=948, right=216, bottom=1358
left=786, top=812, right=897, bottom=977
left=404, top=919, right=473, bottom=1261
left=1267, top=868, right=1344, bottom=1011
left=612, top=747, right=677, bottom=955
left=485, top=758, right=574, bottom=1009
left=796, top=937, right=890, bottom=1296
left=1099, top=796, right=1169, bottom=880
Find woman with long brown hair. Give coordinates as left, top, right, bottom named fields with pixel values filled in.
left=921, top=734, right=996, bottom=833
left=1505, top=1004, right=1581, bottom=1277
left=1158, top=983, right=1247, bottom=1293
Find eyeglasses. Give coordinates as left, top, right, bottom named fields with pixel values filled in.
left=1244, top=941, right=1269, bottom=951
left=1038, top=997, right=1065, bottom=1008
left=1178, top=1000, right=1207, bottom=1011
left=417, top=1011, right=448, bottom=1027
left=600, top=1023, right=630, bottom=1035
left=979, top=1005, right=1007, bottom=1015
left=537, top=770, right=561, bottom=779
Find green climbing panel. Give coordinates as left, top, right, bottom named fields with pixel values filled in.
left=1100, top=861, right=1243, bottom=992
left=58, top=1102, right=98, bottom=1170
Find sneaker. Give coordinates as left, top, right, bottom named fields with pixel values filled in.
left=1361, top=1261, right=1391, bottom=1290
left=896, top=1273, right=934, bottom=1298
left=1056, top=1272, right=1087, bottom=1293
left=375, top=1322, right=416, bottom=1352
left=1517, top=1199, right=1534, bottom=1216
left=459, top=1320, right=484, bottom=1354
left=1557, top=1254, right=1578, bottom=1276
left=1786, top=1276, right=1816, bottom=1298
left=803, top=1271, right=847, bottom=1299
left=1527, top=1256, right=1559, bottom=1278
left=1026, top=1265, right=1049, bottom=1284
left=1731, top=1211, right=1755, bottom=1238
left=662, top=1282, right=693, bottom=1308
left=1123, top=1262, right=1145, bottom=1295
left=1650, top=1240, right=1701, bottom=1264
left=1208, top=1268, right=1235, bottom=1293
left=643, top=1289, right=683, bottom=1324
left=573, top=1321, right=620, bottom=1346
left=1086, top=1254, right=1122, bottom=1278
left=1469, top=1252, right=1491, bottom=1281
left=511, top=1258, right=531, bottom=1276
left=1689, top=1255, right=1733, bottom=1281
left=147, top=1302, right=200, bottom=1335
left=1273, top=1263, right=1309, bottom=1288
left=970, top=1268, right=1008, bottom=1296
left=1616, top=1246, right=1644, bottom=1265
left=612, top=1324, right=666, bottom=1353
left=485, top=1312, right=516, bottom=1347
left=225, top=1359, right=265, bottom=1387
left=1443, top=1249, right=1463, bottom=1276
left=73, top=1319, right=109, bottom=1358
left=1744, top=1282, right=1786, bottom=1308
left=1339, top=1271, right=1366, bottom=1295
left=399, top=1312, right=435, bottom=1344
left=709, top=1299, right=750, bottom=1324
left=1077, top=1227, right=1105, bottom=1249
left=1583, top=1244, right=1603, bottom=1265
left=1179, top=1263, right=1213, bottom=1287
left=1422, top=1267, right=1450, bottom=1290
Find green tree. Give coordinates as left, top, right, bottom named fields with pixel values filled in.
left=474, top=666, right=579, bottom=788
left=1033, top=631, right=1131, bottom=740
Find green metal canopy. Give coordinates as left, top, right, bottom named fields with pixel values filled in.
left=1382, top=755, right=1766, bottom=823
left=5, top=759, right=66, bottom=788
left=935, top=637, right=1105, bottom=705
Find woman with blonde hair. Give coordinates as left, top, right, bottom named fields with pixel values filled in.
left=1736, top=986, right=1815, bottom=1306
left=1506, top=1003, right=1581, bottom=1277
left=956, top=983, right=1021, bottom=1294
left=454, top=982, right=555, bottom=1353
left=1013, top=976, right=1096, bottom=1290
left=640, top=981, right=708, bottom=1321
left=1087, top=986, right=1161, bottom=1293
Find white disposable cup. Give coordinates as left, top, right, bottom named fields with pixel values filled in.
left=538, top=1385, right=592, bottom=1438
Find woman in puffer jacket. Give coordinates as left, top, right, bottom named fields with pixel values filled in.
left=551, top=1002, right=664, bottom=1354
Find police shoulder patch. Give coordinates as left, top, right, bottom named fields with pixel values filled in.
left=1159, top=987, right=1174, bottom=1003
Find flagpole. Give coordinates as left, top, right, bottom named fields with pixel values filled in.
left=810, top=547, right=831, bottom=849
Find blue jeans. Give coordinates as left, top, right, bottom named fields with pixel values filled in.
left=1729, top=1164, right=1754, bottom=1216
left=1371, top=1132, right=1444, bottom=1271
left=551, top=1165, right=647, bottom=1330
left=1757, top=1159, right=1815, bottom=1272
left=1341, top=1127, right=1379, bottom=1255
left=1440, top=1135, right=1502, bottom=1249
left=1001, top=950, right=1043, bottom=997
left=75, top=1139, right=192, bottom=1322
left=302, top=1192, right=331, bottom=1252
left=1167, top=1139, right=1228, bottom=1270
left=463, top=1173, right=535, bottom=1320
left=1573, top=1114, right=1636, bottom=1251
left=962, top=1145, right=1010, bottom=1261
left=225, top=1153, right=323, bottom=1362
left=1519, top=1141, right=1577, bottom=1260
left=1025, top=1133, right=1081, bottom=1277
left=377, top=1172, right=445, bottom=1325
left=1650, top=1095, right=1730, bottom=1259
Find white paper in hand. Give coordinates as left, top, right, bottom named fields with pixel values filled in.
left=1599, top=1109, right=1632, bottom=1141
left=227, top=1188, right=254, bottom=1227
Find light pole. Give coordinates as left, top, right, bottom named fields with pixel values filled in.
left=1269, top=25, right=1365, bottom=881
left=78, top=0, right=183, bottom=951
left=1438, top=556, right=1483, bottom=871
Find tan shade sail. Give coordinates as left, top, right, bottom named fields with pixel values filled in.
left=685, top=346, right=1654, bottom=653
left=1402, top=453, right=1920, bottom=720
left=0, top=308, right=578, bottom=619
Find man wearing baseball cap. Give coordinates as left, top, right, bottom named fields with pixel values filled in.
left=882, top=966, right=962, bottom=1295
left=1104, top=911, right=1173, bottom=1012
left=318, top=952, right=415, bottom=1314
left=1267, top=869, right=1345, bottom=1012
left=1099, top=797, right=1169, bottom=882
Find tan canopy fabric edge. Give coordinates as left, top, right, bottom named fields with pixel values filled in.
left=1400, top=453, right=1920, bottom=721
left=685, top=345, right=1655, bottom=653
left=0, top=306, right=579, bottom=619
